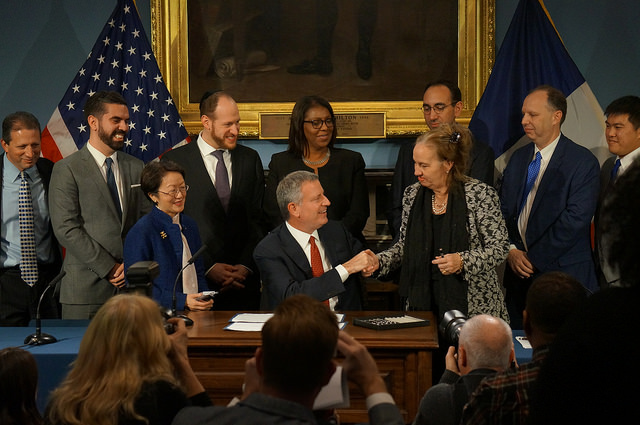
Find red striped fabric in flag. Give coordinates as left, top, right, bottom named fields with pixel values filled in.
left=41, top=0, right=189, bottom=163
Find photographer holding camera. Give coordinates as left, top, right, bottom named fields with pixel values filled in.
left=413, top=314, right=514, bottom=425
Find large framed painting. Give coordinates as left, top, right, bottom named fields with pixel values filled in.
left=151, top=0, right=495, bottom=137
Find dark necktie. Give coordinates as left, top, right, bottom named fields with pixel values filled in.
left=105, top=157, right=122, bottom=219
left=212, top=150, right=230, bottom=212
left=519, top=151, right=542, bottom=214
left=19, top=171, right=38, bottom=286
left=610, top=158, right=621, bottom=182
left=309, top=236, right=330, bottom=307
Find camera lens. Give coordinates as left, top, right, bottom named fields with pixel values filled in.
left=439, top=309, right=467, bottom=347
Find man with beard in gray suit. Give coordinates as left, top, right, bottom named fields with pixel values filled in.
left=49, top=91, right=149, bottom=319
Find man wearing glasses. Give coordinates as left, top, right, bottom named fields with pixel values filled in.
left=162, top=91, right=265, bottom=310
left=388, top=80, right=495, bottom=239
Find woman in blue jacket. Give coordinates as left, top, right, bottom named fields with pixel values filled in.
left=124, top=161, right=213, bottom=311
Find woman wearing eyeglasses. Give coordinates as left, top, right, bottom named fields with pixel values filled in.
left=123, top=161, right=213, bottom=311
left=376, top=123, right=509, bottom=323
left=264, top=95, right=369, bottom=242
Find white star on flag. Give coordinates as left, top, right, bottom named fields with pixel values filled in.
left=41, top=0, right=190, bottom=162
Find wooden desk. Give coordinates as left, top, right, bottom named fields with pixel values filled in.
left=185, top=310, right=438, bottom=424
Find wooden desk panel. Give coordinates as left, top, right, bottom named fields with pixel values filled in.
left=185, top=311, right=438, bottom=424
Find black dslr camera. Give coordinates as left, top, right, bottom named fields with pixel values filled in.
left=438, top=309, right=467, bottom=348
left=124, top=261, right=174, bottom=334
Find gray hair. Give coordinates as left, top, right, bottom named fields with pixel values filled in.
left=459, top=314, right=513, bottom=370
left=276, top=170, right=319, bottom=220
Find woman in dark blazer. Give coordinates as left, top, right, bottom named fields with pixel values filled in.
left=123, top=161, right=213, bottom=311
left=263, top=95, right=369, bottom=242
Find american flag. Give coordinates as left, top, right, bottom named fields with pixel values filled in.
left=41, top=0, right=189, bottom=163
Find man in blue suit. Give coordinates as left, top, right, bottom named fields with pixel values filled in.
left=500, top=85, right=599, bottom=328
left=254, top=170, right=378, bottom=310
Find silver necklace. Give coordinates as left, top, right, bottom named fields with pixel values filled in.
left=432, top=194, right=447, bottom=214
left=303, top=149, right=330, bottom=166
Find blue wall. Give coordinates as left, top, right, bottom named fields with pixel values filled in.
left=1, top=0, right=638, bottom=168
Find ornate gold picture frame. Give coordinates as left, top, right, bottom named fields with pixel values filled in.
left=151, top=0, right=495, bottom=138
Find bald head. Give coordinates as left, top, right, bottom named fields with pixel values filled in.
left=458, top=315, right=513, bottom=372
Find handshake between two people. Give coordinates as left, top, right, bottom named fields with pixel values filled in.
left=343, top=249, right=379, bottom=278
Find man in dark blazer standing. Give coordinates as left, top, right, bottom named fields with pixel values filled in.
left=500, top=85, right=599, bottom=328
left=594, top=95, right=640, bottom=289
left=162, top=91, right=265, bottom=310
left=0, top=112, right=61, bottom=326
left=254, top=171, right=377, bottom=310
left=388, top=80, right=495, bottom=238
left=49, top=91, right=149, bottom=319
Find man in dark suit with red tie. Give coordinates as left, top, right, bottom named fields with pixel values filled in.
left=162, top=91, right=265, bottom=310
left=253, top=170, right=377, bottom=310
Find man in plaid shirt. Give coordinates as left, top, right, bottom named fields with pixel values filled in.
left=460, top=271, right=587, bottom=425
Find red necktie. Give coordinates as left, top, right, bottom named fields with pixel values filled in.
left=310, top=236, right=330, bottom=307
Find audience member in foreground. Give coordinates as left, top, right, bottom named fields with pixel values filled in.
left=461, top=271, right=587, bottom=425
left=530, top=162, right=640, bottom=425
left=413, top=314, right=514, bottom=425
left=0, top=347, right=42, bottom=425
left=172, top=294, right=404, bottom=425
left=46, top=294, right=210, bottom=425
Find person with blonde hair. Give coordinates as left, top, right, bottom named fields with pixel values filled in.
left=45, top=294, right=210, bottom=425
left=377, top=123, right=509, bottom=322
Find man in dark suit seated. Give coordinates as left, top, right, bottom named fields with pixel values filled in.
left=254, top=170, right=378, bottom=310
left=172, top=294, right=405, bottom=425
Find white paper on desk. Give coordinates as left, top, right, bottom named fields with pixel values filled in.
left=230, top=313, right=273, bottom=323
left=225, top=322, right=265, bottom=331
left=225, top=321, right=346, bottom=332
left=230, top=312, right=345, bottom=323
left=313, top=366, right=350, bottom=409
left=516, top=336, right=532, bottom=349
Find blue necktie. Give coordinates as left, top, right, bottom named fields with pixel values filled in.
left=212, top=150, right=230, bottom=212
left=19, top=171, right=38, bottom=286
left=610, top=158, right=621, bottom=182
left=519, top=152, right=541, bottom=214
left=105, top=157, right=122, bottom=219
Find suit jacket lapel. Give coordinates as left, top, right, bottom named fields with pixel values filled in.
left=117, top=151, right=132, bottom=228
left=80, top=145, right=121, bottom=222
left=188, top=142, right=226, bottom=214
left=279, top=225, right=314, bottom=278
left=529, top=136, right=566, bottom=218
left=318, top=225, right=339, bottom=268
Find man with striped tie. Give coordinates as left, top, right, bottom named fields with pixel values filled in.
left=499, top=85, right=599, bottom=328
left=594, top=95, right=640, bottom=289
left=0, top=112, right=62, bottom=326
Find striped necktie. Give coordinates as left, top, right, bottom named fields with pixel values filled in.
left=19, top=171, right=38, bottom=286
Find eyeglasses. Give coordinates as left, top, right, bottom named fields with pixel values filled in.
left=421, top=103, right=457, bottom=114
left=156, top=185, right=189, bottom=197
left=303, top=118, right=335, bottom=129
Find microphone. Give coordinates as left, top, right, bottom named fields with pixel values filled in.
left=24, top=270, right=66, bottom=346
left=170, top=244, right=208, bottom=327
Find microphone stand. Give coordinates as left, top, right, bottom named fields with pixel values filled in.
left=24, top=271, right=66, bottom=346
left=169, top=244, right=208, bottom=327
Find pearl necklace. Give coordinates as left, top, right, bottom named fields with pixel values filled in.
left=432, top=194, right=447, bottom=215
left=303, top=149, right=331, bottom=166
